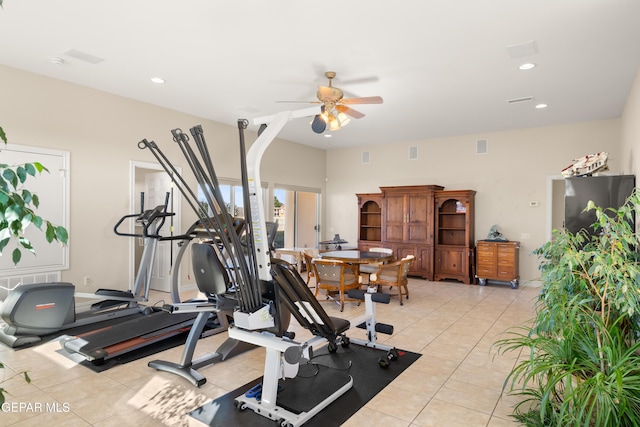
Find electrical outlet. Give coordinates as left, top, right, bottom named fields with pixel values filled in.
left=83, top=276, right=91, bottom=286
left=520, top=233, right=531, bottom=240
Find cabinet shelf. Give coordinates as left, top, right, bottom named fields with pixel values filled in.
left=357, top=195, right=383, bottom=243
left=435, top=191, right=476, bottom=284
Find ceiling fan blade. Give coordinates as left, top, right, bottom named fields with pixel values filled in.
left=340, top=96, right=383, bottom=105
left=275, top=100, right=322, bottom=104
left=336, top=105, right=365, bottom=119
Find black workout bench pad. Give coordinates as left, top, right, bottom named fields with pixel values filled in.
left=189, top=342, right=421, bottom=426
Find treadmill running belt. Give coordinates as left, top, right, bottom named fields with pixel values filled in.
left=62, top=310, right=199, bottom=362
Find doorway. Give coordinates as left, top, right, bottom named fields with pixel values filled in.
left=547, top=175, right=565, bottom=240
left=273, top=187, right=320, bottom=249
left=130, top=161, right=182, bottom=293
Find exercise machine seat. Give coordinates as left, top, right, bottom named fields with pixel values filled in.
left=270, top=258, right=350, bottom=341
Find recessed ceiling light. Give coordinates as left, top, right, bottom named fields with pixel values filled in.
left=535, top=103, right=548, bottom=109
left=519, top=63, right=536, bottom=71
left=150, top=77, right=165, bottom=84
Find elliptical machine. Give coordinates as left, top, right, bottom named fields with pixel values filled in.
left=0, top=194, right=173, bottom=348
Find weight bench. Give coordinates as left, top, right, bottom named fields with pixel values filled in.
left=229, top=258, right=398, bottom=426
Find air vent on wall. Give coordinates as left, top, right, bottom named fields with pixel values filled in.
left=362, top=151, right=370, bottom=164
left=408, top=146, right=418, bottom=160
left=476, top=139, right=488, bottom=154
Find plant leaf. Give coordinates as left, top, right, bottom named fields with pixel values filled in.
left=12, top=247, right=21, bottom=265
left=0, top=237, right=9, bottom=253
left=45, top=222, right=55, bottom=243
left=32, top=162, right=48, bottom=173
left=16, top=165, right=27, bottom=183
left=2, top=168, right=17, bottom=189
left=55, top=225, right=69, bottom=244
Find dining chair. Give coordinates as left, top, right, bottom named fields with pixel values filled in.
left=302, top=249, right=319, bottom=288
left=359, top=247, right=394, bottom=284
left=312, top=259, right=360, bottom=312
left=370, top=255, right=415, bottom=305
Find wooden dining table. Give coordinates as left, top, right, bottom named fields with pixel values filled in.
left=318, top=250, right=394, bottom=277
left=319, top=250, right=393, bottom=264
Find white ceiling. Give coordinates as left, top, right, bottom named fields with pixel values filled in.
left=1, top=0, right=639, bottom=150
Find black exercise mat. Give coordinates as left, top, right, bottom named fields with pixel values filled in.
left=189, top=343, right=421, bottom=426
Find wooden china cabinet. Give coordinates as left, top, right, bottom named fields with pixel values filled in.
left=379, top=185, right=443, bottom=279
left=357, top=185, right=475, bottom=282
left=434, top=190, right=476, bottom=284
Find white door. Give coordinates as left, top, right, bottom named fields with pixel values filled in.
left=144, top=172, right=181, bottom=292
left=296, top=191, right=319, bottom=248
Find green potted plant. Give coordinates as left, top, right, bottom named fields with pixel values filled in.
left=495, top=190, right=640, bottom=426
left=1, top=124, right=69, bottom=406
left=0, top=126, right=68, bottom=264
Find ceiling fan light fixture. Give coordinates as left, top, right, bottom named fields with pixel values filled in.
left=337, top=112, right=351, bottom=127
left=311, top=115, right=327, bottom=133
left=329, top=117, right=341, bottom=131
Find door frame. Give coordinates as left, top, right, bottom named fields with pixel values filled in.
left=130, top=161, right=182, bottom=293
left=546, top=175, right=565, bottom=240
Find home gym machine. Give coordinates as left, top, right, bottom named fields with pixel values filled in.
left=58, top=213, right=251, bottom=365
left=140, top=124, right=288, bottom=386
left=138, top=107, right=400, bottom=427
left=0, top=195, right=173, bottom=348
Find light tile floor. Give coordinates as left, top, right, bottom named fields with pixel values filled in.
left=0, top=276, right=538, bottom=426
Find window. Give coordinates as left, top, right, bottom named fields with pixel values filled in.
left=197, top=180, right=265, bottom=219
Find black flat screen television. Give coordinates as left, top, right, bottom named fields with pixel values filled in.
left=564, top=175, right=635, bottom=235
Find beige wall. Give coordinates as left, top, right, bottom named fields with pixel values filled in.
left=621, top=69, right=640, bottom=177
left=0, top=65, right=326, bottom=292
left=2, top=63, right=638, bottom=288
left=325, top=119, right=623, bottom=282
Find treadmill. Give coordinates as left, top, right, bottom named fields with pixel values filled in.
left=59, top=218, right=241, bottom=365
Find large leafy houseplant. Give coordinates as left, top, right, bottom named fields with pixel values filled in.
left=496, top=189, right=640, bottom=426
left=0, top=127, right=68, bottom=263
left=1, top=124, right=69, bottom=406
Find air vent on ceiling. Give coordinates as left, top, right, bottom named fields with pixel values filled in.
left=476, top=139, right=488, bottom=155
left=362, top=151, right=370, bottom=164
left=506, top=40, right=538, bottom=59
left=62, top=49, right=105, bottom=64
left=408, top=146, right=418, bottom=160
left=507, top=96, right=534, bottom=104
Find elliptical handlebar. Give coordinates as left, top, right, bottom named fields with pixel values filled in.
left=114, top=192, right=174, bottom=239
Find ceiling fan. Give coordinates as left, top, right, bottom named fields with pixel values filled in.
left=283, top=71, right=383, bottom=133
